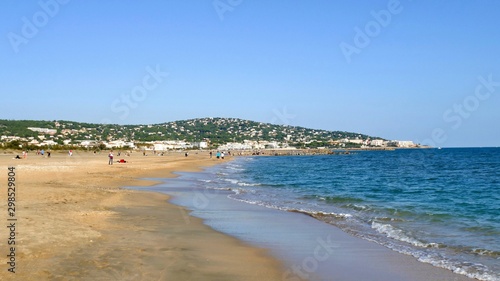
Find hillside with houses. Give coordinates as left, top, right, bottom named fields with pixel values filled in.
left=0, top=118, right=418, bottom=151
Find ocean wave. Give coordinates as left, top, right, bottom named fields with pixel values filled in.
left=322, top=196, right=365, bottom=203
left=471, top=248, right=500, bottom=258
left=227, top=189, right=500, bottom=281
left=209, top=187, right=232, bottom=191
left=342, top=203, right=373, bottom=211
left=223, top=178, right=240, bottom=184
left=361, top=231, right=500, bottom=281
left=286, top=208, right=353, bottom=219
left=227, top=166, right=245, bottom=171
left=223, top=178, right=261, bottom=187
left=225, top=196, right=353, bottom=220
left=417, top=255, right=500, bottom=281
left=237, top=182, right=261, bottom=187
left=209, top=186, right=247, bottom=195
left=373, top=216, right=406, bottom=222
left=371, top=222, right=440, bottom=249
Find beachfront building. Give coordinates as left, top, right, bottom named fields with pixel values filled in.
left=105, top=140, right=135, bottom=149
left=150, top=141, right=192, bottom=151
left=77, top=140, right=98, bottom=148
left=370, top=139, right=385, bottom=147
left=153, top=143, right=170, bottom=151
left=218, top=142, right=253, bottom=151
left=339, top=138, right=367, bottom=145
left=387, top=140, right=416, bottom=148
left=191, top=141, right=208, bottom=149
left=261, top=141, right=280, bottom=149
left=40, top=140, right=57, bottom=146
left=218, top=140, right=285, bottom=151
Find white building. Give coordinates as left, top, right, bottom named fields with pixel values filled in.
left=40, top=140, right=57, bottom=146
left=388, top=140, right=415, bottom=148
left=218, top=142, right=253, bottom=150
left=78, top=140, right=97, bottom=147
left=106, top=140, right=136, bottom=149
left=370, top=139, right=385, bottom=146
left=192, top=141, right=208, bottom=149
left=28, top=127, right=57, bottom=135
left=151, top=141, right=190, bottom=151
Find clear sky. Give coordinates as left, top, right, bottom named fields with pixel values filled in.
left=1, top=1, right=499, bottom=147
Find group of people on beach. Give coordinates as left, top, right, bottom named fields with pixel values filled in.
left=14, top=150, right=51, bottom=159
left=210, top=151, right=226, bottom=159
left=108, top=151, right=128, bottom=164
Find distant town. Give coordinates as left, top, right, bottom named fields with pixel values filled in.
left=0, top=118, right=422, bottom=151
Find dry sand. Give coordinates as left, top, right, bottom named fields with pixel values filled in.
left=0, top=151, right=284, bottom=280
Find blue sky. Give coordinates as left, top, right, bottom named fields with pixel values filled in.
left=1, top=1, right=499, bottom=147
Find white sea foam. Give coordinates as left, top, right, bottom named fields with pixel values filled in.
left=364, top=233, right=500, bottom=281
left=226, top=190, right=500, bottom=281
left=232, top=188, right=246, bottom=195
left=223, top=178, right=260, bottom=187
left=307, top=210, right=353, bottom=219
left=417, top=255, right=500, bottom=281
left=472, top=248, right=500, bottom=257
left=371, top=222, right=438, bottom=249
left=224, top=178, right=239, bottom=184
left=210, top=187, right=232, bottom=191
left=227, top=166, right=245, bottom=171
left=237, top=182, right=261, bottom=187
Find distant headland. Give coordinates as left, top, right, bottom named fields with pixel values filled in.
left=0, top=118, right=425, bottom=151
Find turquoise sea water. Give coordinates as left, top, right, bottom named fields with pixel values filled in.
left=199, top=148, right=499, bottom=281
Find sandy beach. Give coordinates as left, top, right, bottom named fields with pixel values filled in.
left=0, top=150, right=483, bottom=281
left=0, top=151, right=284, bottom=280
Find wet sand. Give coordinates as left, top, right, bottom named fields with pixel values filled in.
left=0, top=151, right=284, bottom=280
left=146, top=171, right=476, bottom=281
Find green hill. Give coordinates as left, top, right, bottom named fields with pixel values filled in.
left=0, top=118, right=384, bottom=149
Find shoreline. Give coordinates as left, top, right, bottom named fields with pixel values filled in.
left=0, top=151, right=284, bottom=280
left=147, top=158, right=478, bottom=281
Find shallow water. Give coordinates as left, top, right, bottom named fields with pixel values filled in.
left=191, top=148, right=499, bottom=281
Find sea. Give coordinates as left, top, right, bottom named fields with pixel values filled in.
left=156, top=148, right=499, bottom=280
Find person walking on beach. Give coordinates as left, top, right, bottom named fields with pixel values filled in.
left=221, top=152, right=225, bottom=159
left=216, top=151, right=221, bottom=159
left=210, top=151, right=212, bottom=158
left=108, top=151, right=114, bottom=165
